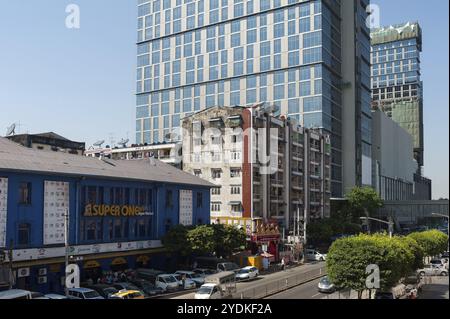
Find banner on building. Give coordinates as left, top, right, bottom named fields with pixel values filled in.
left=43, top=181, right=69, bottom=245
left=179, top=190, right=193, bottom=226
left=0, top=178, right=8, bottom=248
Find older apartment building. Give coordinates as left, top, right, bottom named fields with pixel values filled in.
left=182, top=106, right=331, bottom=233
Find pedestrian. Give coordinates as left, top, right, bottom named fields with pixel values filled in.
left=182, top=274, right=186, bottom=289
left=281, top=257, right=286, bottom=271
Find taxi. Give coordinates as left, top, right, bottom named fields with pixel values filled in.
left=111, top=290, right=145, bottom=299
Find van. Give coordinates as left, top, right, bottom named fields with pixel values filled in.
left=194, top=271, right=236, bottom=300
left=136, top=268, right=164, bottom=283
left=0, top=289, right=33, bottom=300
left=155, top=274, right=179, bottom=292
left=217, top=262, right=240, bottom=273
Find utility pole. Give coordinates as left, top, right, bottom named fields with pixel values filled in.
left=8, top=239, right=13, bottom=289
left=64, top=208, right=69, bottom=297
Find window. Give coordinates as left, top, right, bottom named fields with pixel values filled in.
left=19, top=182, right=32, bottom=205
left=231, top=186, right=241, bottom=195
left=230, top=168, right=241, bottom=178
left=211, top=187, right=221, bottom=195
left=212, top=169, right=222, bottom=179
left=18, top=223, right=31, bottom=246
left=166, top=190, right=173, bottom=208
left=194, top=170, right=202, bottom=177
left=197, top=193, right=203, bottom=208
left=211, top=203, right=221, bottom=212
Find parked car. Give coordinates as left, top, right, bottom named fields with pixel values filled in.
left=217, top=262, right=240, bottom=273
left=112, top=282, right=145, bottom=296
left=305, top=249, right=327, bottom=261
left=193, top=268, right=217, bottom=277
left=317, top=276, right=336, bottom=293
left=135, top=268, right=164, bottom=283
left=235, top=266, right=259, bottom=281
left=172, top=273, right=197, bottom=290
left=194, top=283, right=224, bottom=300
left=87, top=284, right=119, bottom=299
left=155, top=274, right=180, bottom=292
left=430, top=259, right=444, bottom=266
left=129, top=278, right=164, bottom=296
left=417, top=264, right=448, bottom=277
left=0, top=289, right=33, bottom=299
left=111, top=290, right=145, bottom=299
left=30, top=292, right=50, bottom=299
left=175, top=270, right=205, bottom=287
left=44, top=293, right=69, bottom=299
left=374, top=292, right=395, bottom=299
left=67, top=288, right=104, bottom=299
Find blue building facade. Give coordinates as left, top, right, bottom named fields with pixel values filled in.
left=0, top=138, right=211, bottom=293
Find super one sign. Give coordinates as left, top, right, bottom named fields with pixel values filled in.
left=84, top=204, right=152, bottom=217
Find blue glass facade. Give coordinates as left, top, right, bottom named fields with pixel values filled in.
left=136, top=0, right=371, bottom=197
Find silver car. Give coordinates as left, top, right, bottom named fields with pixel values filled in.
left=417, top=264, right=448, bottom=277
left=318, top=276, right=336, bottom=293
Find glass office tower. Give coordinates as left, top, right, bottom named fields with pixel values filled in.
left=371, top=22, right=424, bottom=170
left=135, top=0, right=371, bottom=198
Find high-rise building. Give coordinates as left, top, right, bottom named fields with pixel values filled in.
left=181, top=106, right=331, bottom=232
left=135, top=0, right=372, bottom=198
left=370, top=22, right=424, bottom=170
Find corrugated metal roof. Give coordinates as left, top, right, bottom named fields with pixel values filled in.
left=0, top=137, right=213, bottom=187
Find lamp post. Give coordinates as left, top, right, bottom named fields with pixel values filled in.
left=431, top=213, right=449, bottom=252
left=360, top=216, right=394, bottom=238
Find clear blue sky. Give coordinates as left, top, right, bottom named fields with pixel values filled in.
left=0, top=0, right=448, bottom=199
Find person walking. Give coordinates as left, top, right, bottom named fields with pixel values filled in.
left=281, top=257, right=286, bottom=271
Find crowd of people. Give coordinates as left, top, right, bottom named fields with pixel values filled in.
left=85, top=269, right=137, bottom=286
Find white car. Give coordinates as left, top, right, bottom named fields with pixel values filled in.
left=175, top=270, right=205, bottom=287
left=67, top=288, right=104, bottom=299
left=194, top=284, right=224, bottom=300
left=155, top=274, right=180, bottom=292
left=305, top=249, right=327, bottom=261
left=171, top=273, right=197, bottom=290
left=417, top=264, right=448, bottom=277
left=235, top=266, right=259, bottom=281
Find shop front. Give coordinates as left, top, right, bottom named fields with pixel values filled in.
left=250, top=221, right=281, bottom=262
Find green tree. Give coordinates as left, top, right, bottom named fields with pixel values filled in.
left=187, top=225, right=216, bottom=255
left=327, top=234, right=415, bottom=298
left=408, top=230, right=448, bottom=258
left=161, top=224, right=192, bottom=256
left=346, top=187, right=383, bottom=232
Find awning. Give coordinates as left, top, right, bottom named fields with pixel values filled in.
left=136, top=255, right=150, bottom=264
left=111, top=257, right=128, bottom=266
left=84, top=260, right=101, bottom=269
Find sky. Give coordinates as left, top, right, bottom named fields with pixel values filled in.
left=0, top=0, right=448, bottom=199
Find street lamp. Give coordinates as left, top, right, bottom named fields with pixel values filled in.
left=360, top=216, right=394, bottom=238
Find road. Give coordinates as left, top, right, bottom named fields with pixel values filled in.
left=168, top=262, right=326, bottom=299
left=266, top=277, right=327, bottom=299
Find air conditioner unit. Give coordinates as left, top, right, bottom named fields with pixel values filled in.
left=18, top=268, right=30, bottom=278
left=38, top=276, right=47, bottom=284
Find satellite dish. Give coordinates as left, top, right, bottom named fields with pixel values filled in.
left=93, top=140, right=105, bottom=147
left=118, top=138, right=129, bottom=147
left=5, top=123, right=16, bottom=136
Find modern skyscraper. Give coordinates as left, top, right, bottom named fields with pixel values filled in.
left=370, top=22, right=424, bottom=170
left=135, top=0, right=372, bottom=198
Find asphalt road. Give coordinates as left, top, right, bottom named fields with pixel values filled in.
left=266, top=277, right=329, bottom=299
left=169, top=262, right=326, bottom=300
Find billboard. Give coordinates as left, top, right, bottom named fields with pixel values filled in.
left=179, top=190, right=193, bottom=226
left=0, top=178, right=8, bottom=248
left=43, top=181, right=69, bottom=245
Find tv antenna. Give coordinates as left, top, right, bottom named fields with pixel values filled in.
left=5, top=123, right=17, bottom=136
left=93, top=140, right=105, bottom=148
left=117, top=138, right=129, bottom=148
